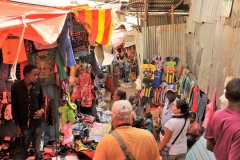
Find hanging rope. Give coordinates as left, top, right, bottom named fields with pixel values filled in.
left=9, top=15, right=28, bottom=81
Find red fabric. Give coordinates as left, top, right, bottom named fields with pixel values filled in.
left=105, top=75, right=115, bottom=96
left=191, top=86, right=200, bottom=112
left=71, top=84, right=81, bottom=101
left=202, top=88, right=217, bottom=128
left=77, top=72, right=92, bottom=88
left=80, top=85, right=94, bottom=107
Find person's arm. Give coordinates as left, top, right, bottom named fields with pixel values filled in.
left=159, top=128, right=172, bottom=151
left=34, top=84, right=45, bottom=119
left=206, top=139, right=215, bottom=152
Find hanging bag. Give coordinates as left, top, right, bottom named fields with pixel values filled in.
left=111, top=130, right=136, bottom=160
left=160, top=119, right=186, bottom=160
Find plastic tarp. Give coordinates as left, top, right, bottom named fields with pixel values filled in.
left=0, top=1, right=68, bottom=47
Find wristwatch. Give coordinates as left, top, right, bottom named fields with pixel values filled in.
left=41, top=109, right=44, bottom=114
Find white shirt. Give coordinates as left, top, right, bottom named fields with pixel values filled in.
left=165, top=118, right=190, bottom=155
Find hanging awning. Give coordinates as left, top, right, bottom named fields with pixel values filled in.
left=0, top=1, right=69, bottom=47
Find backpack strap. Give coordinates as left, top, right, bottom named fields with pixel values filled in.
left=111, top=130, right=135, bottom=160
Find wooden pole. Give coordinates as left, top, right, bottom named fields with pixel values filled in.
left=171, top=5, right=174, bottom=24
left=144, top=0, right=148, bottom=27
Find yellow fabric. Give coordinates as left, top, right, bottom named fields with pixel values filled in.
left=1, top=34, right=27, bottom=64
left=141, top=64, right=156, bottom=80
left=96, top=9, right=105, bottom=43
left=93, top=126, right=161, bottom=160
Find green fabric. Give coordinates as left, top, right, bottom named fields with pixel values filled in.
left=165, top=61, right=176, bottom=67
left=55, top=48, right=67, bottom=81
left=58, top=105, right=75, bottom=129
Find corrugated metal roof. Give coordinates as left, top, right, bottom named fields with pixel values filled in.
left=144, top=15, right=186, bottom=26
left=186, top=135, right=216, bottom=160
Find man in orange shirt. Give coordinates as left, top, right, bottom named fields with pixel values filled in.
left=93, top=100, right=160, bottom=160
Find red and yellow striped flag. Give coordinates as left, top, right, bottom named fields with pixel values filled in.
left=75, top=9, right=112, bottom=46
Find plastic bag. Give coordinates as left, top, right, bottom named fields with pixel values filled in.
left=10, top=136, right=27, bottom=160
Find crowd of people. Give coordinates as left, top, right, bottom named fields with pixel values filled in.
left=94, top=78, right=240, bottom=160
left=112, top=47, right=138, bottom=88
left=11, top=63, right=240, bottom=160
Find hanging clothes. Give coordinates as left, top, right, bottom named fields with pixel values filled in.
left=57, top=19, right=76, bottom=67
left=80, top=85, right=94, bottom=107
left=141, top=63, right=156, bottom=81
left=152, top=88, right=165, bottom=107
left=191, top=86, right=200, bottom=112
left=24, top=39, right=36, bottom=55
left=152, top=56, right=164, bottom=70
left=29, top=47, right=56, bottom=84
left=196, top=92, right=207, bottom=120
left=142, top=86, right=152, bottom=103
left=71, top=20, right=89, bottom=57
left=202, top=88, right=217, bottom=128
left=1, top=34, right=28, bottom=64
left=77, top=71, right=92, bottom=88
left=165, top=61, right=176, bottom=67
left=164, top=66, right=176, bottom=84
left=44, top=96, right=55, bottom=126
left=55, top=48, right=67, bottom=81
left=151, top=70, right=163, bottom=88
left=89, top=46, right=101, bottom=76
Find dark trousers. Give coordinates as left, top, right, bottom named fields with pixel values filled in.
left=22, top=124, right=43, bottom=159
left=124, top=71, right=130, bottom=82
left=120, top=67, right=125, bottom=78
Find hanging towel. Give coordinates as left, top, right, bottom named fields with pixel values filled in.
left=202, top=88, right=217, bottom=128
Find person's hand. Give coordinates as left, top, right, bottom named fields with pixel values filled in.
left=16, top=126, right=22, bottom=137
left=34, top=109, right=43, bottom=119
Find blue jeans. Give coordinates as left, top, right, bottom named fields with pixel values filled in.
left=22, top=124, right=43, bottom=159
